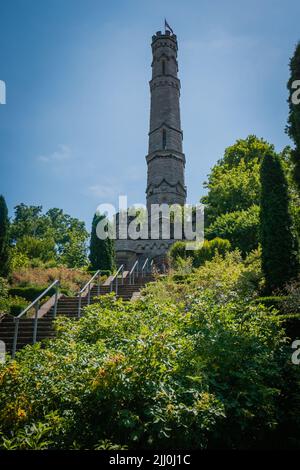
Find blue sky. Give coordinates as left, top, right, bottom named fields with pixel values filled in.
left=0, top=0, right=299, bottom=228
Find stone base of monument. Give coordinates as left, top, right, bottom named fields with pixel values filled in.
left=115, top=238, right=173, bottom=271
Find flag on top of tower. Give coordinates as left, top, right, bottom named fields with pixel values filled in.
left=164, top=18, right=174, bottom=35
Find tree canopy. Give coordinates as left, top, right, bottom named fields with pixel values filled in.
left=9, top=204, right=88, bottom=268
left=0, top=195, right=9, bottom=277
left=89, top=213, right=115, bottom=272
left=260, top=152, right=299, bottom=292
left=286, top=41, right=300, bottom=191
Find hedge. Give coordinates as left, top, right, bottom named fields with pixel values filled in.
left=8, top=286, right=68, bottom=302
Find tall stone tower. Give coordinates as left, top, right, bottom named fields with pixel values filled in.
left=146, top=29, right=186, bottom=210
left=115, top=27, right=187, bottom=268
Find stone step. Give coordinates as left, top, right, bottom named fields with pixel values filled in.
left=0, top=273, right=155, bottom=354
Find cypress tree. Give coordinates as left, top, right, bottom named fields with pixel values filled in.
left=260, top=153, right=299, bottom=293
left=286, top=41, right=300, bottom=191
left=0, top=195, right=9, bottom=277
left=89, top=213, right=115, bottom=271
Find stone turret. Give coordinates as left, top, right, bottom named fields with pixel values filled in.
left=146, top=30, right=186, bottom=210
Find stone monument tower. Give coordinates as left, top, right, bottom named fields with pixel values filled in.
left=115, top=26, right=187, bottom=268
left=146, top=29, right=186, bottom=209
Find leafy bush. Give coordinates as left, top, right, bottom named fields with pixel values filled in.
left=206, top=205, right=259, bottom=255
left=193, top=238, right=231, bottom=267
left=254, top=296, right=288, bottom=311
left=9, top=248, right=30, bottom=272
left=0, top=277, right=9, bottom=314
left=8, top=286, right=67, bottom=302
left=8, top=296, right=28, bottom=316
left=169, top=238, right=231, bottom=269
left=0, top=253, right=298, bottom=449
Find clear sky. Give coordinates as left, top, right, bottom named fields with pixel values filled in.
left=0, top=0, right=299, bottom=228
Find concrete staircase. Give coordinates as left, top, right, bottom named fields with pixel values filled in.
left=0, top=273, right=154, bottom=355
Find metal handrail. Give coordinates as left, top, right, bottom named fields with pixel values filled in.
left=12, top=279, right=60, bottom=359
left=77, top=270, right=101, bottom=318
left=16, top=280, right=59, bottom=319
left=141, top=258, right=149, bottom=278
left=141, top=258, right=153, bottom=277
left=129, top=260, right=139, bottom=285
left=150, top=259, right=154, bottom=272
left=110, top=265, right=124, bottom=295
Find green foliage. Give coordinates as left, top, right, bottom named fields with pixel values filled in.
left=59, top=232, right=88, bottom=268
left=9, top=204, right=88, bottom=268
left=201, top=135, right=274, bottom=226
left=9, top=248, right=30, bottom=271
left=0, top=195, right=10, bottom=277
left=193, top=238, right=231, bottom=268
left=8, top=286, right=61, bottom=302
left=206, top=205, right=259, bottom=255
left=89, top=213, right=115, bottom=271
left=0, top=277, right=9, bottom=314
left=16, top=235, right=56, bottom=263
left=260, top=152, right=299, bottom=293
left=168, top=241, right=186, bottom=263
left=0, top=412, right=63, bottom=450
left=286, top=42, right=300, bottom=191
left=0, top=252, right=297, bottom=449
left=8, top=296, right=28, bottom=316
left=169, top=238, right=231, bottom=269
left=255, top=296, right=288, bottom=311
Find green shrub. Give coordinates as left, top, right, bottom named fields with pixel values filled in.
left=193, top=238, right=231, bottom=267
left=8, top=286, right=68, bottom=302
left=8, top=296, right=28, bottom=316
left=0, top=277, right=9, bottom=314
left=0, top=269, right=296, bottom=449
left=206, top=205, right=259, bottom=255
left=255, top=296, right=289, bottom=312
left=0, top=253, right=299, bottom=450
left=168, top=241, right=187, bottom=265
left=169, top=238, right=231, bottom=269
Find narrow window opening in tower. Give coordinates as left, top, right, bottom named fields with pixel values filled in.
left=162, top=129, right=167, bottom=149
left=162, top=60, right=166, bottom=75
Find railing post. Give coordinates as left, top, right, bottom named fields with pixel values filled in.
left=78, top=292, right=82, bottom=318
left=33, top=300, right=40, bottom=344
left=12, top=318, right=19, bottom=359
left=88, top=283, right=91, bottom=305
left=122, top=266, right=124, bottom=285
left=97, top=273, right=100, bottom=296
left=116, top=274, right=118, bottom=295
left=53, top=282, right=59, bottom=319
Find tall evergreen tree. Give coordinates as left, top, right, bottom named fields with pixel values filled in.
left=0, top=195, right=10, bottom=277
left=287, top=41, right=300, bottom=191
left=89, top=213, right=115, bottom=271
left=260, top=153, right=299, bottom=293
